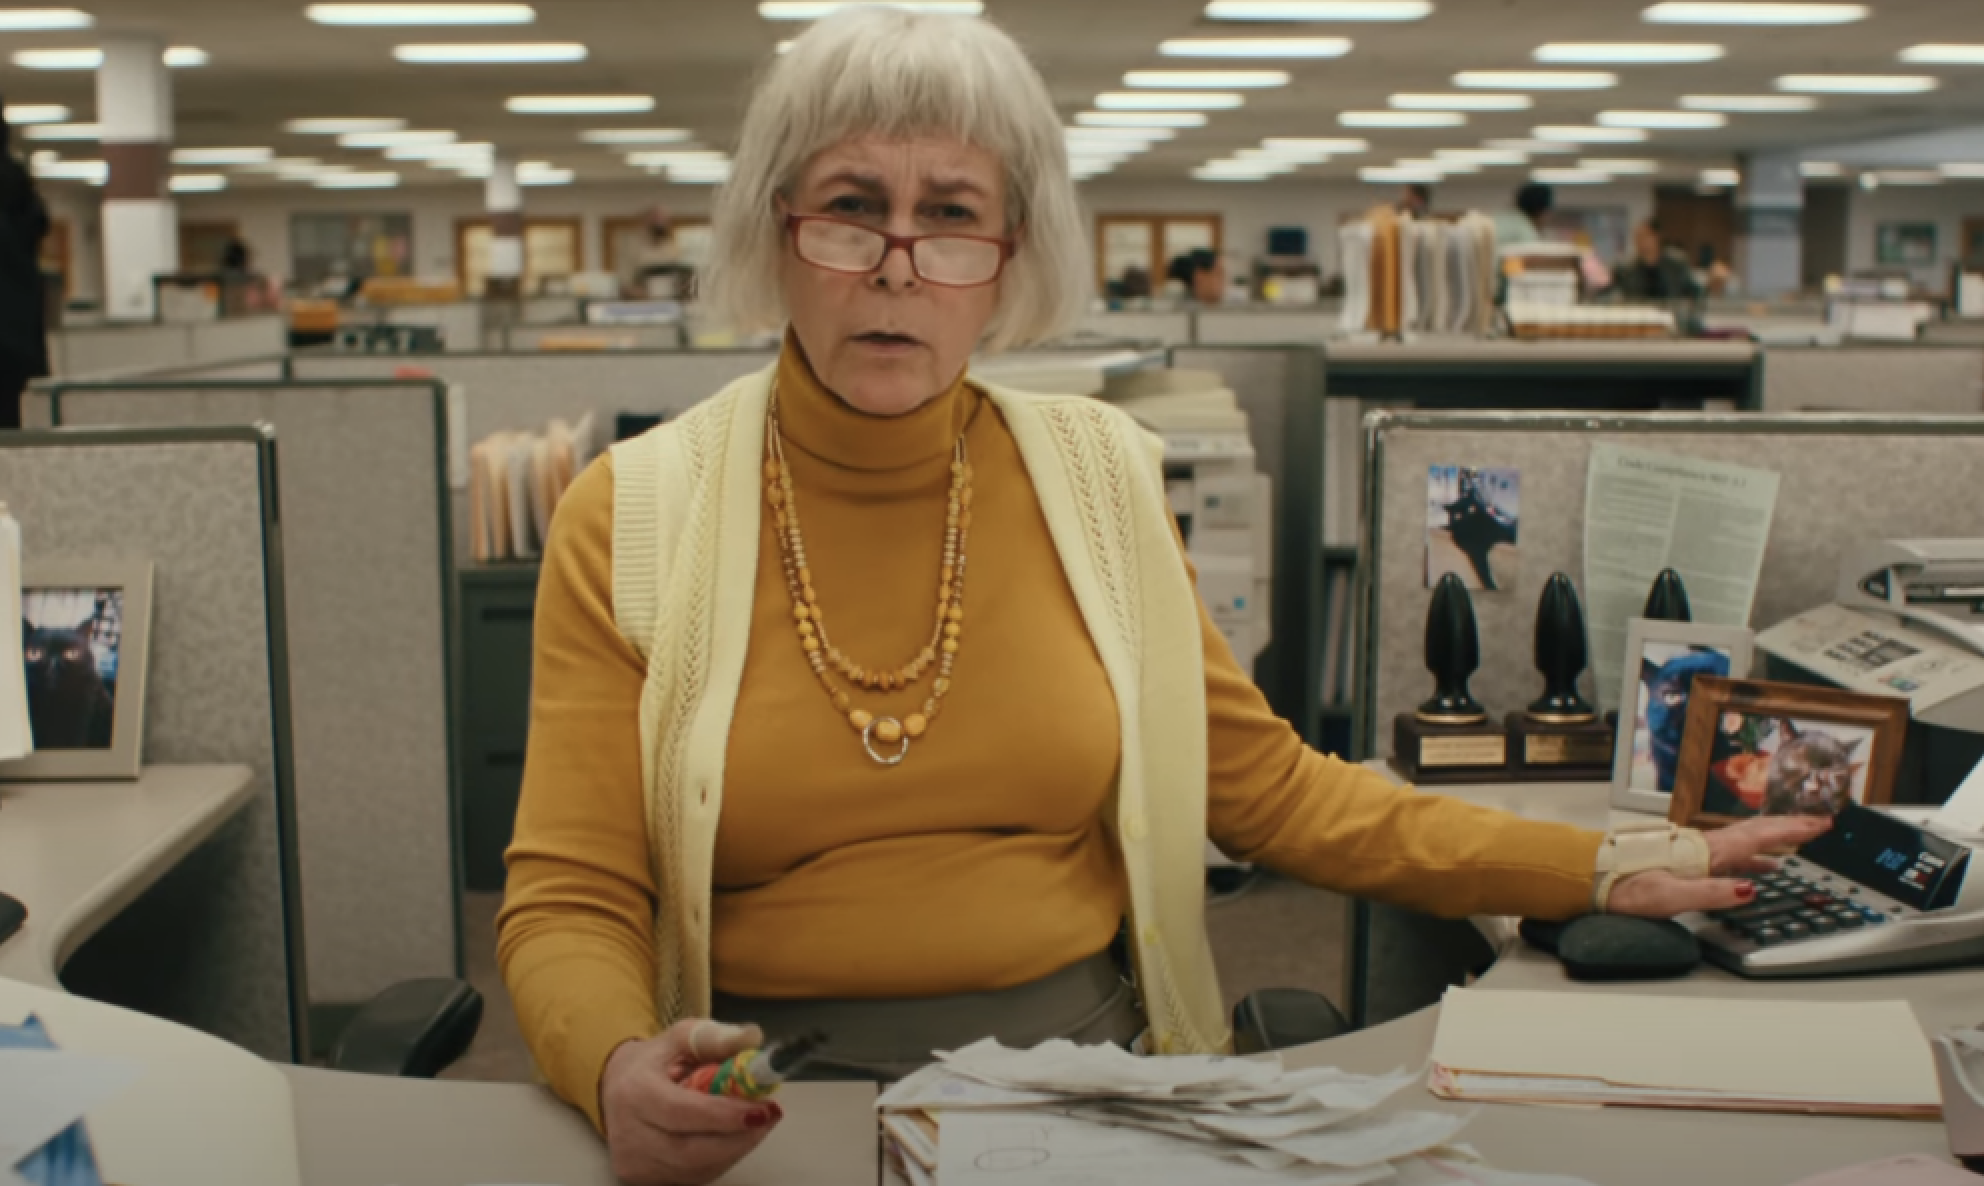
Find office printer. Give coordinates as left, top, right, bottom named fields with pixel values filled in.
left=1756, top=539, right=1984, bottom=807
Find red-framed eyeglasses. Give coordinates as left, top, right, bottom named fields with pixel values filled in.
left=783, top=213, right=1015, bottom=289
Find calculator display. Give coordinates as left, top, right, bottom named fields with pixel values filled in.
left=1798, top=803, right=1969, bottom=912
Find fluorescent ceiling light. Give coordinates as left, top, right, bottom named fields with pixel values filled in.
left=316, top=171, right=402, bottom=188
left=340, top=129, right=455, bottom=147
left=1533, top=124, right=1648, bottom=142
left=1532, top=167, right=1612, bottom=184
left=306, top=4, right=535, bottom=24
left=3, top=104, right=68, bottom=124
left=1263, top=137, right=1368, bottom=153
left=394, top=42, right=585, bottom=62
left=1580, top=157, right=1659, bottom=173
left=1598, top=109, right=1725, bottom=128
left=1076, top=111, right=1207, bottom=128
left=626, top=150, right=729, bottom=166
left=1392, top=92, right=1531, bottom=110
left=0, top=9, right=92, bottom=30
left=520, top=168, right=574, bottom=185
left=1341, top=110, right=1465, bottom=127
left=666, top=170, right=732, bottom=185
left=1396, top=157, right=1478, bottom=173
left=1536, top=42, right=1723, bottom=63
left=1700, top=167, right=1741, bottom=185
left=1200, top=157, right=1295, bottom=174
left=1238, top=146, right=1327, bottom=163
left=1487, top=138, right=1577, bottom=154
left=580, top=128, right=691, bottom=144
left=1067, top=127, right=1176, bottom=143
left=1798, top=160, right=1843, bottom=177
left=14, top=46, right=206, bottom=69
left=169, top=173, right=227, bottom=193
left=172, top=147, right=274, bottom=165
left=386, top=140, right=492, bottom=160
left=1454, top=70, right=1615, bottom=89
left=240, top=156, right=324, bottom=173
left=507, top=94, right=654, bottom=114
left=28, top=150, right=54, bottom=166
left=1435, top=148, right=1527, bottom=164
left=1192, top=171, right=1273, bottom=182
left=25, top=122, right=96, bottom=141
left=1359, top=165, right=1441, bottom=182
left=33, top=159, right=105, bottom=181
left=286, top=117, right=408, bottom=134
left=1205, top=1, right=1432, bottom=19
left=1901, top=45, right=1984, bottom=64
left=1939, top=163, right=1984, bottom=178
left=1096, top=91, right=1245, bottom=110
left=1158, top=37, right=1349, bottom=57
left=1776, top=74, right=1937, bottom=94
left=758, top=2, right=982, bottom=17
left=1126, top=69, right=1288, bottom=87
left=1874, top=169, right=1941, bottom=185
left=1643, top=2, right=1865, bottom=23
left=1681, top=94, right=1815, bottom=111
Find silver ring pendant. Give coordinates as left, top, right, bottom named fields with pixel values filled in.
left=861, top=718, right=909, bottom=766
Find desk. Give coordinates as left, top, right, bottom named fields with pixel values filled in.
left=0, top=765, right=256, bottom=988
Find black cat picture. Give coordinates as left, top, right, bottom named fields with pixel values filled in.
left=1427, top=466, right=1519, bottom=592
left=23, top=617, right=116, bottom=750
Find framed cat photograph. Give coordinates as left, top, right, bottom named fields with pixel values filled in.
left=2, top=559, right=154, bottom=781
left=1610, top=619, right=1755, bottom=815
left=1667, top=676, right=1908, bottom=830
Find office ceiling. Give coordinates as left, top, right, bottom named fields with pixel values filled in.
left=8, top=0, right=1984, bottom=190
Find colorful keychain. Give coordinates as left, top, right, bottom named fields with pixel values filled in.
left=686, top=1030, right=828, bottom=1101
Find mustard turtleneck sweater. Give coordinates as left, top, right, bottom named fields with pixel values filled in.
left=498, top=342, right=1603, bottom=1130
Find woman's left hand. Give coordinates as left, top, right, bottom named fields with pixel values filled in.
left=1606, top=813, right=1834, bottom=918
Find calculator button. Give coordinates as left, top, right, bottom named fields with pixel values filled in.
left=1794, top=908, right=1824, bottom=921
left=1760, top=890, right=1786, bottom=902
left=1810, top=917, right=1839, bottom=935
left=1725, top=899, right=1801, bottom=924
left=1782, top=922, right=1812, bottom=939
left=1803, top=893, right=1834, bottom=908
left=1836, top=913, right=1865, bottom=928
left=1752, top=927, right=1784, bottom=945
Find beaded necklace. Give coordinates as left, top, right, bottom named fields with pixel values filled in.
left=763, top=386, right=971, bottom=765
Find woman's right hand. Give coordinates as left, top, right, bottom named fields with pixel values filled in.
left=600, top=1019, right=784, bottom=1186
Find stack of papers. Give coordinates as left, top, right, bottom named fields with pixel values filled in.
left=878, top=1039, right=1596, bottom=1186
left=467, top=413, right=596, bottom=563
left=1429, top=988, right=1943, bottom=1118
left=0, top=1014, right=136, bottom=1186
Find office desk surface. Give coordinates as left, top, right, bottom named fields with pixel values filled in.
left=0, top=765, right=256, bottom=988
left=1324, top=339, right=1758, bottom=366
left=288, top=1065, right=880, bottom=1186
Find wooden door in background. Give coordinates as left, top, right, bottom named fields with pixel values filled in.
left=41, top=218, right=71, bottom=301
left=1652, top=187, right=1734, bottom=269
left=601, top=215, right=711, bottom=286
left=456, top=217, right=583, bottom=297
left=1095, top=213, right=1223, bottom=290
left=180, top=220, right=240, bottom=272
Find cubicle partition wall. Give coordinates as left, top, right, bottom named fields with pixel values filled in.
left=0, top=427, right=306, bottom=1061
left=1349, top=410, right=1984, bottom=1029
left=35, top=381, right=459, bottom=1018
left=1759, top=345, right=1984, bottom=413
left=1195, top=308, right=1335, bottom=346
left=47, top=315, right=289, bottom=379
left=1077, top=310, right=1196, bottom=346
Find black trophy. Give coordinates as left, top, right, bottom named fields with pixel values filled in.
left=1506, top=572, right=1615, bottom=779
left=1390, top=574, right=1509, bottom=783
left=1643, top=568, right=1693, bottom=623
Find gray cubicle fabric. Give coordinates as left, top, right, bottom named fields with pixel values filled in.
left=1078, top=310, right=1195, bottom=346
left=50, top=383, right=457, bottom=1007
left=0, top=430, right=303, bottom=1060
left=1361, top=413, right=1984, bottom=758
left=1194, top=309, right=1334, bottom=345
left=1761, top=346, right=1984, bottom=413
left=1171, top=345, right=1325, bottom=736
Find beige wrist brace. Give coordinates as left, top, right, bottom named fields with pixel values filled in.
left=1593, top=822, right=1712, bottom=912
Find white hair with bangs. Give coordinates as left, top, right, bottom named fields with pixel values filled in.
left=703, top=7, right=1091, bottom=355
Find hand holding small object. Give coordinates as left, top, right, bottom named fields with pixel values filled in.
left=599, top=1019, right=783, bottom=1186
left=1609, top=813, right=1832, bottom=918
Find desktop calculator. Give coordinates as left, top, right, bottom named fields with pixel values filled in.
left=1688, top=803, right=1984, bottom=978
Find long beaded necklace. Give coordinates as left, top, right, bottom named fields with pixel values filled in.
left=764, top=387, right=971, bottom=766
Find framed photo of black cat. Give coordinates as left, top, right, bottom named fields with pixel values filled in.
left=2, top=559, right=153, bottom=781
left=1610, top=619, right=1756, bottom=815
left=1667, top=676, right=1908, bottom=830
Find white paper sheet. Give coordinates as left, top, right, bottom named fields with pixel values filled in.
left=938, top=1037, right=1281, bottom=1096
left=1259, top=1110, right=1474, bottom=1169
left=0, top=1048, right=140, bottom=1169
left=0, top=508, right=28, bottom=761
left=1937, top=756, right=1984, bottom=835
left=1583, top=444, right=1780, bottom=711
left=1390, top=1154, right=1601, bottom=1186
left=934, top=1111, right=1395, bottom=1186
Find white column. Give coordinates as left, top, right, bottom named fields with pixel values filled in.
left=97, top=34, right=178, bottom=321
left=485, top=156, right=523, bottom=298
left=1736, top=152, right=1804, bottom=298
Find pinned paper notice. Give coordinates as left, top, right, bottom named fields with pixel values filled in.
left=1935, top=755, right=1984, bottom=836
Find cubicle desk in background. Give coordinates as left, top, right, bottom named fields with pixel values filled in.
left=1322, top=339, right=1760, bottom=409
left=1760, top=343, right=1984, bottom=413
left=1349, top=410, right=1984, bottom=1029
left=46, top=314, right=288, bottom=380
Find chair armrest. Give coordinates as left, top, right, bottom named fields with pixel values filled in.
left=1231, top=987, right=1350, bottom=1055
left=327, top=977, right=484, bottom=1078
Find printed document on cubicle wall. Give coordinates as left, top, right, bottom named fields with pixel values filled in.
left=1583, top=444, right=1781, bottom=712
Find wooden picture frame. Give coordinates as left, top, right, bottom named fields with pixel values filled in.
left=3, top=559, right=155, bottom=781
left=1610, top=618, right=1755, bottom=816
left=1667, top=676, right=1908, bottom=829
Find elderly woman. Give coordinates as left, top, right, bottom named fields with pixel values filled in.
left=497, top=10, right=1818, bottom=1184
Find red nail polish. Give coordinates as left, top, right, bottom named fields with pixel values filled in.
left=1736, top=882, right=1756, bottom=901
left=746, top=1110, right=770, bottom=1129
left=768, top=1102, right=785, bottom=1122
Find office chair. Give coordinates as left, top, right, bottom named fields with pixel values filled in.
left=326, top=979, right=486, bottom=1078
